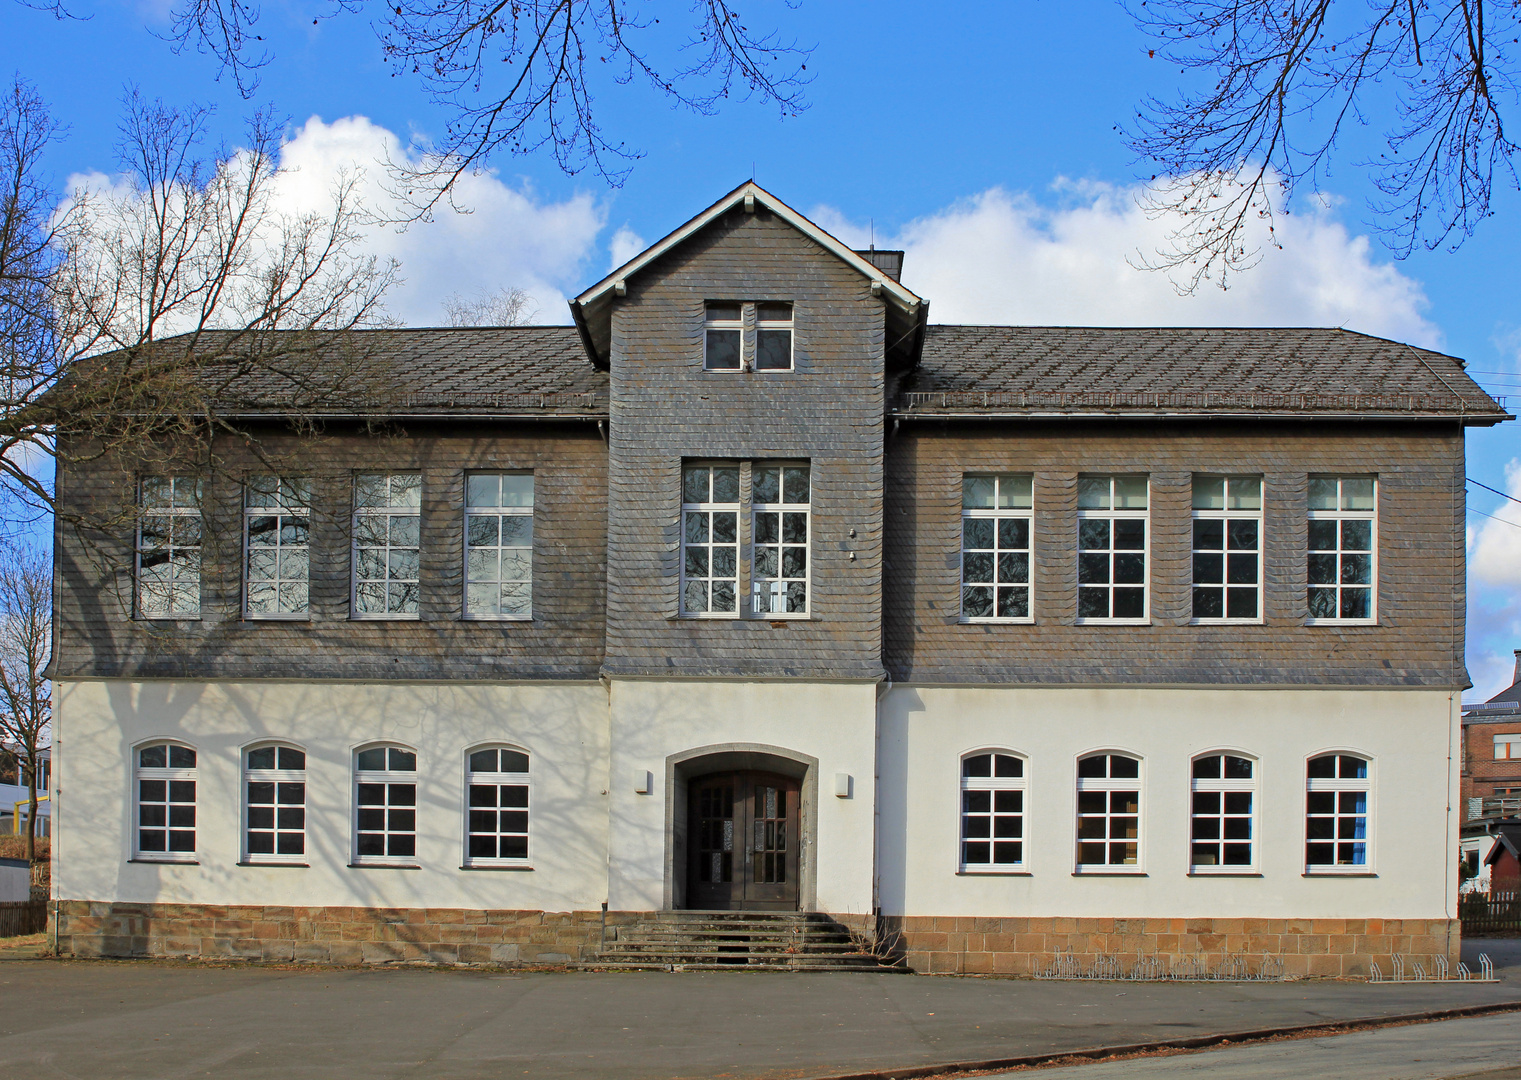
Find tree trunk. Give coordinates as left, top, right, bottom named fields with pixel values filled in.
left=25, top=758, right=36, bottom=865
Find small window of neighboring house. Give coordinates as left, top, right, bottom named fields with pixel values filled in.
left=245, top=477, right=312, bottom=619
left=1307, top=475, right=1376, bottom=623
left=1191, top=475, right=1263, bottom=622
left=137, top=477, right=203, bottom=618
left=1495, top=736, right=1521, bottom=760
left=354, top=745, right=418, bottom=864
left=1075, top=753, right=1142, bottom=871
left=465, top=747, right=531, bottom=866
left=464, top=472, right=534, bottom=618
left=1076, top=475, right=1148, bottom=623
left=1305, top=753, right=1372, bottom=872
left=961, top=474, right=1033, bottom=622
left=959, top=751, right=1025, bottom=871
left=244, top=744, right=307, bottom=863
left=135, top=743, right=197, bottom=861
left=1190, top=753, right=1256, bottom=873
left=353, top=473, right=422, bottom=618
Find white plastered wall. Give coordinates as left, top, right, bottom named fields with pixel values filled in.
left=53, top=679, right=611, bottom=911
left=605, top=679, right=877, bottom=917
left=878, top=685, right=1460, bottom=921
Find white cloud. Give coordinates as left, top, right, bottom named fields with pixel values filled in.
left=608, top=226, right=646, bottom=271
left=1462, top=462, right=1521, bottom=703
left=813, top=180, right=1439, bottom=346
left=1471, top=459, right=1521, bottom=587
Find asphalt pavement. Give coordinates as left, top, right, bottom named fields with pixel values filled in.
left=0, top=939, right=1517, bottom=1079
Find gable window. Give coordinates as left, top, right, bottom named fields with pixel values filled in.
left=244, top=744, right=306, bottom=863
left=466, top=747, right=530, bottom=865
left=704, top=303, right=742, bottom=370
left=1192, top=475, right=1262, bottom=622
left=961, top=474, right=1033, bottom=622
left=1076, top=752, right=1141, bottom=871
left=1495, top=735, right=1521, bottom=761
left=755, top=303, right=794, bottom=370
left=681, top=463, right=741, bottom=616
left=1306, top=753, right=1371, bottom=871
left=135, top=742, right=196, bottom=860
left=960, top=751, right=1025, bottom=871
left=137, top=477, right=202, bottom=618
left=353, top=473, right=421, bottom=618
left=354, top=745, right=418, bottom=863
left=751, top=464, right=810, bottom=616
left=245, top=478, right=311, bottom=618
left=465, top=472, right=533, bottom=618
left=1190, top=753, right=1255, bottom=872
left=1307, top=475, right=1376, bottom=623
left=1077, top=475, right=1148, bottom=623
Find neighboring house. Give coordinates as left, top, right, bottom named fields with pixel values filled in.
left=0, top=744, right=50, bottom=839
left=49, top=182, right=1509, bottom=978
left=1458, top=653, right=1521, bottom=890
left=1483, top=826, right=1521, bottom=891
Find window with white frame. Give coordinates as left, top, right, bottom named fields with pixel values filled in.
left=1077, top=475, right=1148, bottom=622
left=1190, top=753, right=1255, bottom=872
left=1307, top=476, right=1376, bottom=622
left=354, top=745, right=418, bottom=862
left=465, top=747, right=530, bottom=865
left=135, top=743, right=197, bottom=859
left=1305, top=753, right=1371, bottom=871
left=1495, top=735, right=1521, bottom=760
left=704, top=303, right=742, bottom=370
left=960, top=751, right=1025, bottom=870
left=137, top=477, right=202, bottom=618
left=465, top=472, right=534, bottom=618
left=353, top=473, right=421, bottom=618
left=1192, top=475, right=1262, bottom=622
left=751, top=463, right=810, bottom=616
left=755, top=302, right=794, bottom=371
left=245, top=477, right=311, bottom=618
left=1076, top=753, right=1141, bottom=869
left=681, top=463, right=741, bottom=616
left=244, top=744, right=306, bottom=862
left=961, top=474, right=1033, bottom=621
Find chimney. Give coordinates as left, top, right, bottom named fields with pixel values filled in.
left=1514, top=649, right=1521, bottom=687
left=854, top=249, right=905, bottom=282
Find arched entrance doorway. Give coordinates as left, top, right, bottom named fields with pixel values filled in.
left=664, top=745, right=818, bottom=912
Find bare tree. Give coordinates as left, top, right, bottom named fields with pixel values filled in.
left=156, top=0, right=810, bottom=202
left=0, top=544, right=50, bottom=864
left=1126, top=1, right=1520, bottom=290
left=442, top=286, right=538, bottom=327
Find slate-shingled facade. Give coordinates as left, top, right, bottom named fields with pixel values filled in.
left=50, top=182, right=1507, bottom=976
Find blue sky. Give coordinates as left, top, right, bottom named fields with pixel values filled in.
left=5, top=0, right=1519, bottom=694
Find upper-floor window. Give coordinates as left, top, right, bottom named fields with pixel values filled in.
left=1190, top=752, right=1256, bottom=872
left=244, top=744, right=306, bottom=863
left=1076, top=752, right=1141, bottom=870
left=465, top=472, right=533, bottom=619
left=1192, top=475, right=1262, bottom=623
left=245, top=477, right=311, bottom=619
left=137, top=477, right=202, bottom=618
left=751, top=463, right=810, bottom=616
left=134, top=742, right=196, bottom=860
left=703, top=301, right=794, bottom=371
left=755, top=302, right=794, bottom=370
left=704, top=303, right=742, bottom=369
left=1496, top=735, right=1521, bottom=760
left=1305, top=752, right=1371, bottom=872
left=1077, top=475, right=1148, bottom=623
left=353, top=473, right=421, bottom=618
left=960, top=751, right=1025, bottom=871
left=466, top=746, right=531, bottom=865
left=354, top=745, right=418, bottom=863
left=1307, top=475, right=1376, bottom=623
left=681, top=463, right=740, bottom=616
left=961, top=474, right=1033, bottom=622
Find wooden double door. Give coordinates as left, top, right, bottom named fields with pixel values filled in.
left=686, top=771, right=801, bottom=910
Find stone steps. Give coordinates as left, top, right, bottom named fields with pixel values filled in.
left=587, top=910, right=904, bottom=973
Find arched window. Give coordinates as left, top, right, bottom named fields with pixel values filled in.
left=354, top=745, right=418, bottom=864
left=1306, top=753, right=1372, bottom=871
left=134, top=742, right=197, bottom=860
left=1190, top=752, right=1256, bottom=872
left=1076, top=752, right=1141, bottom=870
left=959, top=751, right=1025, bottom=870
left=244, top=744, right=307, bottom=863
left=466, top=747, right=531, bottom=866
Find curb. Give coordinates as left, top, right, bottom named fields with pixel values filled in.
left=803, top=999, right=1521, bottom=1080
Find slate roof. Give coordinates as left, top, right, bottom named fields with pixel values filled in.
left=899, top=326, right=1507, bottom=423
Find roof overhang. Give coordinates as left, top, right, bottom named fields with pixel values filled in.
left=569, top=180, right=926, bottom=369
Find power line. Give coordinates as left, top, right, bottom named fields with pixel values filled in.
left=1469, top=477, right=1521, bottom=507
left=1469, top=505, right=1521, bottom=531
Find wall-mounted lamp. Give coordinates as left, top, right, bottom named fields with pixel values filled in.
left=635, top=770, right=653, bottom=795
left=834, top=773, right=852, bottom=799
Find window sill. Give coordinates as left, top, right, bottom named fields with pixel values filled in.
left=136, top=615, right=202, bottom=622
left=349, top=615, right=421, bottom=622
left=461, top=615, right=534, bottom=622
left=957, top=869, right=1031, bottom=876
left=1188, top=870, right=1262, bottom=877
left=1074, top=619, right=1151, bottom=627
left=960, top=618, right=1036, bottom=626
left=1072, top=869, right=1147, bottom=876
left=1305, top=619, right=1378, bottom=627
left=674, top=613, right=741, bottom=621
left=238, top=861, right=309, bottom=868
left=244, top=614, right=311, bottom=622
left=1303, top=870, right=1377, bottom=877
left=347, top=862, right=422, bottom=870
left=129, top=858, right=199, bottom=865
left=1190, top=618, right=1265, bottom=627
left=460, top=864, right=534, bottom=871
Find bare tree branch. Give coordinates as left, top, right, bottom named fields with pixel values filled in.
left=0, top=543, right=50, bottom=863
left=442, top=284, right=537, bottom=326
